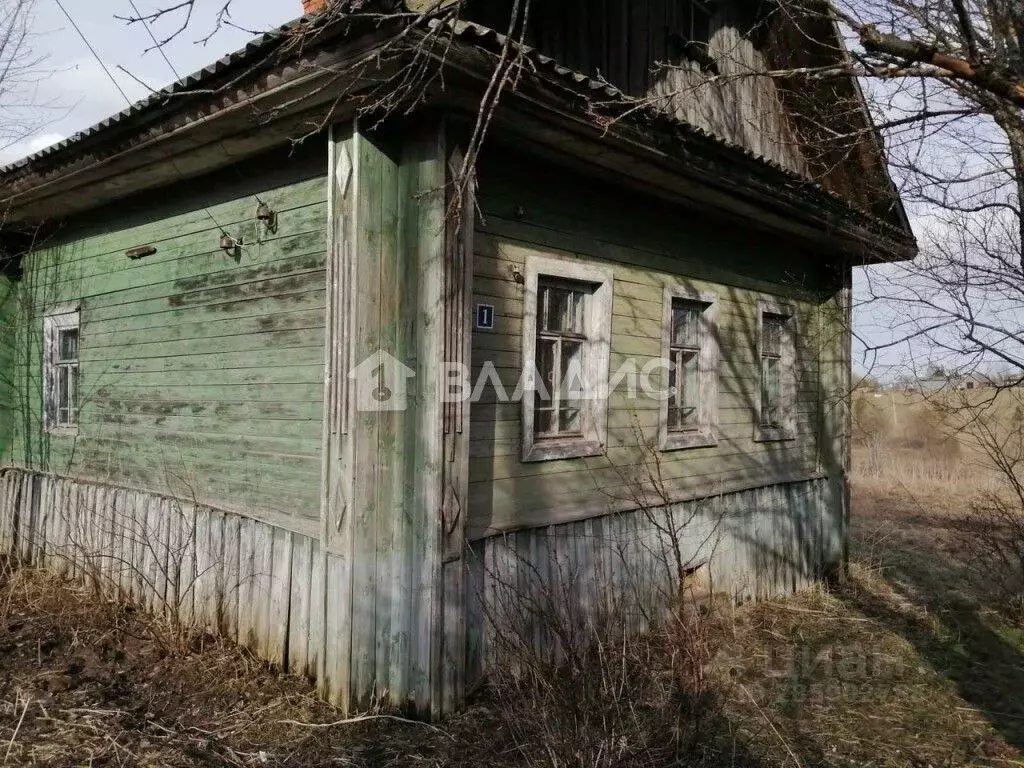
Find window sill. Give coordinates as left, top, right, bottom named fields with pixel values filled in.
left=522, top=438, right=604, bottom=463
left=660, top=429, right=717, bottom=452
left=753, top=427, right=796, bottom=443
left=46, top=426, right=79, bottom=438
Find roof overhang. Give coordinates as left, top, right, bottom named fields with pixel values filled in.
left=0, top=16, right=916, bottom=265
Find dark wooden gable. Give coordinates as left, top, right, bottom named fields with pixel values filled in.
left=465, top=0, right=803, bottom=169
left=461, top=0, right=904, bottom=227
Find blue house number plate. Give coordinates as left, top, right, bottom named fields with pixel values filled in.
left=476, top=304, right=495, bottom=330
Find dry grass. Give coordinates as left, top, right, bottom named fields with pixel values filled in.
left=853, top=390, right=995, bottom=493
left=5, top=409, right=1024, bottom=767
left=4, top=508, right=1024, bottom=768
left=715, top=576, right=1015, bottom=767
left=854, top=388, right=1024, bottom=619
left=0, top=561, right=504, bottom=767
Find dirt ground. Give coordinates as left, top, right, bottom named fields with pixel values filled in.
left=0, top=563, right=506, bottom=767
left=0, top=483, right=1022, bottom=767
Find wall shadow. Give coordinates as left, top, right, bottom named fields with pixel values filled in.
left=840, top=488, right=1024, bottom=749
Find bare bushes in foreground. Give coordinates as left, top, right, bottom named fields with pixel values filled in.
left=474, top=484, right=733, bottom=766
left=482, top=575, right=730, bottom=767
left=956, top=401, right=1024, bottom=622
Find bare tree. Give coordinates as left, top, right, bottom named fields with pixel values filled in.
left=0, top=0, right=51, bottom=163
left=802, top=0, right=1024, bottom=381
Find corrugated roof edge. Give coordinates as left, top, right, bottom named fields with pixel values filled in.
left=445, top=20, right=911, bottom=238
left=0, top=8, right=914, bottom=244
left=0, top=16, right=307, bottom=174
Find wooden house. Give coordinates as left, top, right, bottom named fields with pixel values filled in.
left=0, top=0, right=916, bottom=715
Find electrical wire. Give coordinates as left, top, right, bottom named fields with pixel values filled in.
left=53, top=0, right=237, bottom=237
left=53, top=0, right=132, bottom=103
left=124, top=0, right=270, bottom=209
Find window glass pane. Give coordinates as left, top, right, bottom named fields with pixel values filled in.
left=761, top=357, right=779, bottom=427
left=672, top=302, right=701, bottom=349
left=58, top=328, right=79, bottom=362
left=683, top=0, right=712, bottom=43
left=537, top=338, right=557, bottom=394
left=763, top=314, right=784, bottom=358
left=535, top=402, right=554, bottom=436
left=681, top=351, right=699, bottom=426
left=668, top=349, right=699, bottom=431
left=560, top=340, right=584, bottom=396
left=544, top=285, right=585, bottom=334
left=58, top=367, right=69, bottom=412
left=70, top=365, right=79, bottom=423
left=559, top=407, right=581, bottom=434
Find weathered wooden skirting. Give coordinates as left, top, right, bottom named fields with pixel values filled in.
left=0, top=468, right=324, bottom=678
left=0, top=463, right=471, bottom=715
left=467, top=476, right=843, bottom=678
left=0, top=467, right=844, bottom=715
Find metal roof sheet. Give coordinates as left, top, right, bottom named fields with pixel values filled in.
left=0, top=10, right=910, bottom=239
left=0, top=18, right=303, bottom=174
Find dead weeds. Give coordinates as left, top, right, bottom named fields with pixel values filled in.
left=0, top=562, right=502, bottom=767
left=1, top=484, right=1023, bottom=766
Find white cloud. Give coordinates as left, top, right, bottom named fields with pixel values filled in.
left=0, top=132, right=67, bottom=165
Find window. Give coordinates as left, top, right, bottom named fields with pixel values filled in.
left=660, top=288, right=718, bottom=451
left=668, top=0, right=715, bottom=71
left=535, top=278, right=587, bottom=439
left=756, top=300, right=796, bottom=442
left=44, top=305, right=81, bottom=433
left=522, top=256, right=613, bottom=462
left=682, top=0, right=712, bottom=47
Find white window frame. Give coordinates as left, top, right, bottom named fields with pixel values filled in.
left=44, top=303, right=81, bottom=435
left=521, top=256, right=613, bottom=463
left=659, top=286, right=719, bottom=451
left=754, top=298, right=797, bottom=443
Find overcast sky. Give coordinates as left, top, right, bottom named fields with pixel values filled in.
left=0, top=0, right=299, bottom=164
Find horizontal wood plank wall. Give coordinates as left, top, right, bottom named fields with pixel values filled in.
left=469, top=158, right=839, bottom=538
left=5, top=148, right=328, bottom=536
left=0, top=125, right=457, bottom=719
left=466, top=476, right=840, bottom=680
left=0, top=468, right=325, bottom=678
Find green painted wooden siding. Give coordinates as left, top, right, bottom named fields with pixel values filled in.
left=0, top=276, right=19, bottom=462
left=469, top=156, right=846, bottom=537
left=2, top=153, right=328, bottom=531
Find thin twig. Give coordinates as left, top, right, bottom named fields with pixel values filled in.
left=3, top=695, right=30, bottom=765
left=278, top=714, right=450, bottom=736
left=739, top=683, right=802, bottom=768
left=60, top=708, right=126, bottom=717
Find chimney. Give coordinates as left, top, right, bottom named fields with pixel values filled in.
left=302, top=0, right=327, bottom=13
